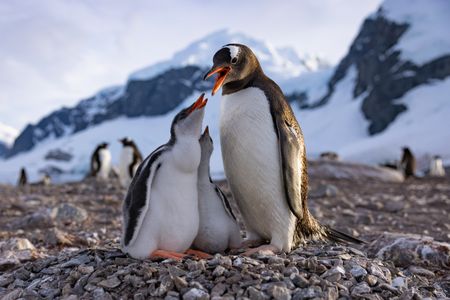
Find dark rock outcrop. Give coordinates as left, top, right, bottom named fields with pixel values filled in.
left=313, top=9, right=450, bottom=135
left=0, top=142, right=8, bottom=158
left=8, top=66, right=212, bottom=158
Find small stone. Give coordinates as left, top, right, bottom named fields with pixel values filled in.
left=78, top=265, right=94, bottom=274
left=211, top=283, right=227, bottom=296
left=392, top=277, right=407, bottom=289
left=247, top=286, right=269, bottom=300
left=51, top=203, right=88, bottom=224
left=182, top=288, right=209, bottom=300
left=368, top=264, right=389, bottom=282
left=173, top=276, right=188, bottom=291
left=365, top=274, right=378, bottom=286
left=350, top=265, right=368, bottom=280
left=408, top=266, right=435, bottom=278
left=291, top=274, right=309, bottom=288
left=1, top=289, right=23, bottom=300
left=351, top=282, right=371, bottom=296
left=293, top=287, right=321, bottom=299
left=0, top=274, right=14, bottom=287
left=186, top=260, right=206, bottom=272
left=97, top=277, right=121, bottom=289
left=270, top=285, right=291, bottom=300
left=61, top=255, right=91, bottom=268
left=212, top=265, right=226, bottom=277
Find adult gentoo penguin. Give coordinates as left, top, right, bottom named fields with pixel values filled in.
left=400, top=147, right=416, bottom=179
left=122, top=94, right=210, bottom=260
left=90, top=142, right=112, bottom=180
left=193, top=126, right=242, bottom=253
left=204, top=44, right=363, bottom=255
left=118, top=137, right=143, bottom=188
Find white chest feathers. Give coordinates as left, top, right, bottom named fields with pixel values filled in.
left=119, top=147, right=137, bottom=187
left=97, top=148, right=112, bottom=180
left=220, top=87, right=296, bottom=252
left=430, top=158, right=446, bottom=177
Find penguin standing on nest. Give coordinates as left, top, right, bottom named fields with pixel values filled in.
left=90, top=143, right=111, bottom=180
left=118, top=138, right=143, bottom=188
left=204, top=44, right=363, bottom=255
left=121, top=94, right=210, bottom=260
left=193, top=126, right=242, bottom=253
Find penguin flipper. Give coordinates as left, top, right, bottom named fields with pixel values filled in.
left=275, top=115, right=307, bottom=221
left=122, top=145, right=167, bottom=247
left=214, top=185, right=238, bottom=221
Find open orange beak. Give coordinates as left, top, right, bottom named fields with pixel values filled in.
left=188, top=93, right=208, bottom=114
left=204, top=66, right=231, bottom=96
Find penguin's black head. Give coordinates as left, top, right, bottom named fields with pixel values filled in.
left=204, top=44, right=261, bottom=95
left=119, top=137, right=133, bottom=147
left=100, top=142, right=109, bottom=149
left=199, top=126, right=214, bottom=158
left=170, top=93, right=208, bottom=141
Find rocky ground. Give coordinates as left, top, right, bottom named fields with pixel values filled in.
left=0, top=161, right=449, bottom=299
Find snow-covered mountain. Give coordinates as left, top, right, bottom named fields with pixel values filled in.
left=130, top=29, right=327, bottom=82
left=0, top=123, right=18, bottom=158
left=1, top=0, right=449, bottom=183
left=7, top=30, right=320, bottom=159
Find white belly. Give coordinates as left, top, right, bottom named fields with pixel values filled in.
left=119, top=147, right=134, bottom=187
left=220, top=87, right=296, bottom=251
left=98, top=149, right=111, bottom=180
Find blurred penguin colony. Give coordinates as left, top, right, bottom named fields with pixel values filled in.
left=18, top=143, right=445, bottom=188
left=17, top=137, right=143, bottom=188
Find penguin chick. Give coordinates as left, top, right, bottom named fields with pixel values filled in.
left=193, top=126, right=242, bottom=254
left=119, top=137, right=143, bottom=188
left=121, top=94, right=210, bottom=260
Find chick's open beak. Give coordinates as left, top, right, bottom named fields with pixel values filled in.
left=204, top=66, right=231, bottom=96
left=188, top=93, right=208, bottom=114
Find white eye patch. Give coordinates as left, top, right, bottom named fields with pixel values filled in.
left=224, top=45, right=240, bottom=61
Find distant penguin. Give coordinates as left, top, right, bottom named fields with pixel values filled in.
left=429, top=155, right=446, bottom=177
left=320, top=151, right=340, bottom=161
left=204, top=44, right=363, bottom=255
left=18, top=168, right=28, bottom=186
left=400, top=147, right=416, bottom=178
left=193, top=126, right=242, bottom=254
left=90, top=143, right=112, bottom=180
left=118, top=137, right=143, bottom=188
left=122, top=94, right=210, bottom=260
left=30, top=174, right=51, bottom=186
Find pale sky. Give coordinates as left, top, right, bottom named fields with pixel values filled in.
left=0, top=0, right=382, bottom=131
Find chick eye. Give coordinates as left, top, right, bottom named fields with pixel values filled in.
left=231, top=57, right=238, bottom=64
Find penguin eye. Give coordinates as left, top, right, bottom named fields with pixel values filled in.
left=231, top=57, right=238, bottom=64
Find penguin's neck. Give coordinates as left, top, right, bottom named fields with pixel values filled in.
left=197, top=155, right=212, bottom=183
left=171, top=136, right=201, bottom=173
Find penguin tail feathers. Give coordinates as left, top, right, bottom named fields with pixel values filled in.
left=322, top=225, right=366, bottom=245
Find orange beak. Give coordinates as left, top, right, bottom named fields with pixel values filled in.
left=204, top=66, right=231, bottom=96
left=203, top=126, right=209, bottom=135
left=188, top=93, right=208, bottom=114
